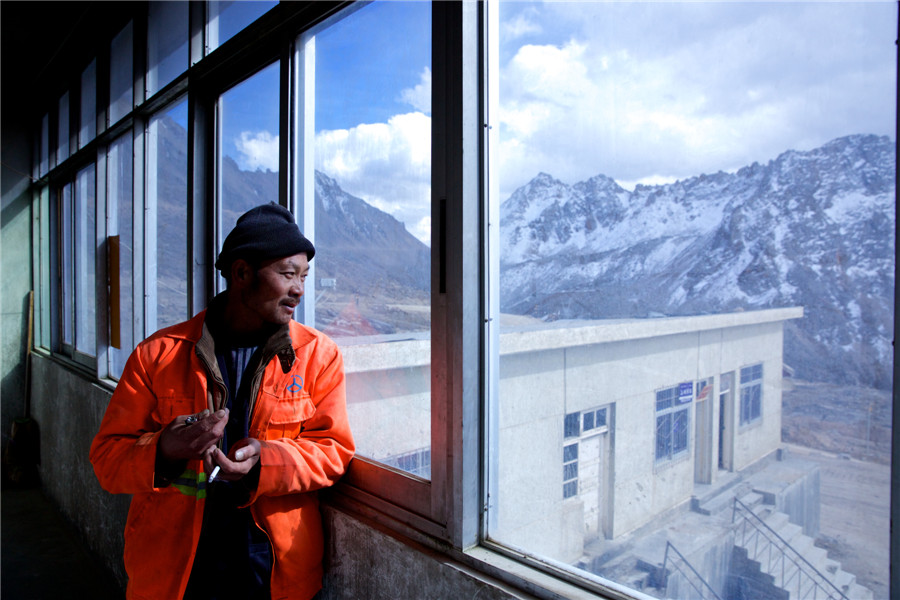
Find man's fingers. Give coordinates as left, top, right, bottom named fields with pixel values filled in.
left=230, top=438, right=261, bottom=462
left=202, top=446, right=220, bottom=473
left=182, top=409, right=211, bottom=426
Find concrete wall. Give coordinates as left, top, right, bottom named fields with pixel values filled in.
left=320, top=506, right=529, bottom=600
left=595, top=333, right=701, bottom=538
left=496, top=345, right=584, bottom=562
left=29, top=353, right=131, bottom=588
left=492, top=313, right=795, bottom=560
left=665, top=530, right=735, bottom=600
left=1, top=114, right=34, bottom=453
left=770, top=456, right=821, bottom=538
left=342, top=340, right=430, bottom=463
left=727, top=323, right=785, bottom=472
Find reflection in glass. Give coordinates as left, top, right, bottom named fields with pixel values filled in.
left=207, top=0, right=277, bottom=53
left=109, top=22, right=133, bottom=125
left=217, top=60, right=280, bottom=246
left=491, top=2, right=895, bottom=598
left=147, top=1, right=189, bottom=97
left=75, top=165, right=96, bottom=355
left=79, top=59, right=96, bottom=149
left=148, top=101, right=188, bottom=330
left=301, top=0, right=432, bottom=477
left=109, top=132, right=134, bottom=379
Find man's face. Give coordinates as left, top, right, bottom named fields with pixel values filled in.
left=238, top=253, right=309, bottom=327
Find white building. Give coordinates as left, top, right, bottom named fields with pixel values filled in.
left=343, top=306, right=804, bottom=567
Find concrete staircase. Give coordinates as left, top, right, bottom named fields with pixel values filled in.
left=581, top=457, right=875, bottom=600
left=698, top=489, right=874, bottom=600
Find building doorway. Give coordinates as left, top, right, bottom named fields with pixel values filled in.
left=694, top=377, right=714, bottom=484
left=718, top=372, right=735, bottom=471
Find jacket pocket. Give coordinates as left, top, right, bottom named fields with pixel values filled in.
left=153, top=390, right=195, bottom=426
left=260, top=390, right=315, bottom=439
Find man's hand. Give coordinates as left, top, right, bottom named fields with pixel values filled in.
left=204, top=438, right=261, bottom=482
left=158, top=409, right=229, bottom=462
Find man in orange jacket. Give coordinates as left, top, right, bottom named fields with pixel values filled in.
left=90, top=203, right=355, bottom=599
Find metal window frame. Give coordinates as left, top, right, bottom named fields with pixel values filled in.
left=317, top=0, right=484, bottom=548
left=739, top=363, right=764, bottom=426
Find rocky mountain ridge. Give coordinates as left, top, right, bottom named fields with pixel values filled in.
left=500, top=134, right=896, bottom=389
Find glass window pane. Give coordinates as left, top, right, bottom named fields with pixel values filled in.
left=57, top=91, right=69, bottom=163
left=109, top=132, right=134, bottom=378
left=564, top=412, right=580, bottom=438
left=583, top=411, right=594, bottom=431
left=79, top=59, right=96, bottom=148
left=110, top=22, right=133, bottom=125
left=207, top=0, right=277, bottom=53
left=307, top=1, right=432, bottom=478
left=491, top=2, right=895, bottom=598
left=75, top=164, right=96, bottom=355
left=147, top=1, right=189, bottom=97
left=148, top=100, right=188, bottom=330
left=60, top=183, right=74, bottom=346
left=673, top=409, right=688, bottom=454
left=217, top=60, right=280, bottom=244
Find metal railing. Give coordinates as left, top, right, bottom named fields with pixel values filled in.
left=731, top=497, right=849, bottom=600
left=662, top=541, right=723, bottom=600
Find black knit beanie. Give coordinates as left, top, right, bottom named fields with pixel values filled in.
left=215, top=203, right=315, bottom=272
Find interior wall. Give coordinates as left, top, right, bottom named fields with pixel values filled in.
left=0, top=106, right=34, bottom=458
left=29, top=354, right=130, bottom=589
left=320, top=506, right=529, bottom=600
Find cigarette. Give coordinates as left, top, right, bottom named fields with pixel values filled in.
left=208, top=465, right=221, bottom=483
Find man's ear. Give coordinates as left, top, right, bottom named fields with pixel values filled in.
left=230, top=258, right=254, bottom=286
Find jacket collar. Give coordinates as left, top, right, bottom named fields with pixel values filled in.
left=191, top=292, right=297, bottom=375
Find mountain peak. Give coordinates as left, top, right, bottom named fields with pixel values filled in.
left=499, top=134, right=896, bottom=389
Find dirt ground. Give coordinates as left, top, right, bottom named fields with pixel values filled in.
left=780, top=380, right=891, bottom=598
left=782, top=380, right=892, bottom=465
left=784, top=444, right=890, bottom=599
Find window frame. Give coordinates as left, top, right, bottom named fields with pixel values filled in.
left=31, top=0, right=468, bottom=545
left=103, top=128, right=140, bottom=381
left=316, top=0, right=476, bottom=546
left=48, top=162, right=100, bottom=370
left=79, top=59, right=97, bottom=150
left=654, top=384, right=692, bottom=464
left=739, top=363, right=764, bottom=426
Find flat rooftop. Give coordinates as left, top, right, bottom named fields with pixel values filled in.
left=339, top=307, right=804, bottom=371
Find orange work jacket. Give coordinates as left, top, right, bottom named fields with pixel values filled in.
left=90, top=309, right=355, bottom=600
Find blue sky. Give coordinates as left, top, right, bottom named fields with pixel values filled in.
left=222, top=1, right=433, bottom=241
left=223, top=0, right=897, bottom=243
left=497, top=1, right=897, bottom=195
left=315, top=1, right=431, bottom=131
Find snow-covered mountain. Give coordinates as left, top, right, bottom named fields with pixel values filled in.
left=500, top=135, right=896, bottom=389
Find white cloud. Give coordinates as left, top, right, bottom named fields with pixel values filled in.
left=235, top=130, right=279, bottom=172
left=496, top=2, right=897, bottom=201
left=316, top=112, right=432, bottom=245
left=501, top=7, right=541, bottom=41
left=411, top=215, right=431, bottom=246
left=399, top=67, right=431, bottom=114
